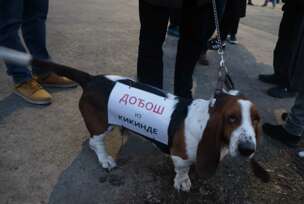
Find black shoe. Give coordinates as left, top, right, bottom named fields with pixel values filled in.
left=267, top=86, right=296, bottom=98
left=258, top=74, right=282, bottom=85
left=228, top=35, right=238, bottom=44
left=198, top=53, right=209, bottom=66
left=263, top=123, right=300, bottom=147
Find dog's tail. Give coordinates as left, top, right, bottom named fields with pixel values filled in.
left=0, top=46, right=93, bottom=88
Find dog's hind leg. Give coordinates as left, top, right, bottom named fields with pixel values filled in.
left=79, top=95, right=116, bottom=170
left=89, top=127, right=117, bottom=170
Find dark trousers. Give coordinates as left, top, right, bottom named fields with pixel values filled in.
left=0, top=0, right=50, bottom=84
left=221, top=17, right=240, bottom=40
left=273, top=5, right=302, bottom=87
left=201, top=0, right=227, bottom=53
left=221, top=2, right=241, bottom=40
left=137, top=0, right=210, bottom=98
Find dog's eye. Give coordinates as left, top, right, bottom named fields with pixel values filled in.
left=228, top=115, right=238, bottom=124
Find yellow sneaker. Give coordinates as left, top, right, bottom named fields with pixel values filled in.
left=36, top=73, right=77, bottom=88
left=14, top=79, right=52, bottom=105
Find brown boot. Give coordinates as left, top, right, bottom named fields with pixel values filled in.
left=36, top=73, right=77, bottom=88
left=14, top=79, right=52, bottom=105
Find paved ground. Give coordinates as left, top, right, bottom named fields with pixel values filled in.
left=1, top=1, right=304, bottom=204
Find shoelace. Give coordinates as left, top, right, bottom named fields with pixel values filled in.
left=24, top=79, right=43, bottom=94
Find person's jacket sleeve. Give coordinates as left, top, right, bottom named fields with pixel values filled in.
left=283, top=0, right=304, bottom=9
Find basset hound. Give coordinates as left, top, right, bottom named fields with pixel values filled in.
left=0, top=47, right=269, bottom=192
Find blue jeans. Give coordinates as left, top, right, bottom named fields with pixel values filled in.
left=0, top=0, right=50, bottom=84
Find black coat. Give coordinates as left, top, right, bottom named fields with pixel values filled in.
left=283, top=0, right=304, bottom=10
left=226, top=0, right=246, bottom=18
left=288, top=15, right=304, bottom=91
left=238, top=0, right=247, bottom=17
left=142, top=0, right=211, bottom=8
left=281, top=0, right=304, bottom=91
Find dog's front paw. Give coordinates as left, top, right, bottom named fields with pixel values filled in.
left=100, top=156, right=117, bottom=171
left=174, top=175, right=191, bottom=192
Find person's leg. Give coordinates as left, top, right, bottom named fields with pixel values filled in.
left=169, top=8, right=181, bottom=26
left=137, top=0, right=169, bottom=89
left=168, top=9, right=181, bottom=37
left=202, top=0, right=227, bottom=50
left=0, top=0, right=32, bottom=84
left=206, top=0, right=227, bottom=41
left=260, top=6, right=299, bottom=87
left=229, top=18, right=240, bottom=37
left=21, top=0, right=78, bottom=88
left=263, top=89, right=303, bottom=146
left=174, top=3, right=209, bottom=98
left=262, top=0, right=268, bottom=6
left=273, top=15, right=289, bottom=83
left=227, top=16, right=240, bottom=44
left=199, top=6, right=212, bottom=62
left=200, top=4, right=214, bottom=54
left=285, top=90, right=304, bottom=137
left=262, top=6, right=301, bottom=98
left=204, top=0, right=227, bottom=52
left=22, top=0, right=50, bottom=77
left=220, top=7, right=232, bottom=42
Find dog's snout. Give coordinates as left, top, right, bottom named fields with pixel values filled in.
left=238, top=141, right=255, bottom=157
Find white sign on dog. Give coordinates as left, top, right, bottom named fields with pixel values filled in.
left=108, top=82, right=177, bottom=145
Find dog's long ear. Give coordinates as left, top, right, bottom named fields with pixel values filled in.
left=251, top=105, right=262, bottom=143
left=196, top=111, right=223, bottom=179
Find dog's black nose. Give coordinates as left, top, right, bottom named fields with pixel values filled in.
left=238, top=141, right=255, bottom=157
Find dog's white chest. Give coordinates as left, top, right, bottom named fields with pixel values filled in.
left=108, top=82, right=177, bottom=144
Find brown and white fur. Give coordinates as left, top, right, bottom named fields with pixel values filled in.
left=0, top=47, right=268, bottom=192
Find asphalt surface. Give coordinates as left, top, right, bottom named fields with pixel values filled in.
left=1, top=1, right=304, bottom=204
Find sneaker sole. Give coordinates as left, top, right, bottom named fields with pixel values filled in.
left=40, top=83, right=78, bottom=88
left=228, top=40, right=238, bottom=44
left=14, top=91, right=52, bottom=105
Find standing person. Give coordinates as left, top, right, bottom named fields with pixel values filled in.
left=221, top=0, right=247, bottom=44
left=258, top=0, right=298, bottom=98
left=207, top=0, right=246, bottom=50
left=262, top=0, right=276, bottom=8
left=0, top=0, right=76, bottom=105
left=263, top=0, right=304, bottom=148
left=262, top=0, right=277, bottom=8
left=137, top=0, right=210, bottom=99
